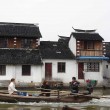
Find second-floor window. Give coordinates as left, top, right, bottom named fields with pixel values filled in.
left=0, top=38, right=7, bottom=48
left=22, top=65, right=31, bottom=76
left=58, top=62, right=66, bottom=73
left=21, top=39, right=33, bottom=48
left=84, top=41, right=94, bottom=49
left=0, top=65, right=6, bottom=75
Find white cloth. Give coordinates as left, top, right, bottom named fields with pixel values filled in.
left=8, top=82, right=17, bottom=95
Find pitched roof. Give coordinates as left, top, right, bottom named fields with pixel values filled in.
left=40, top=41, right=75, bottom=59
left=0, top=22, right=42, bottom=38
left=58, top=36, right=70, bottom=45
left=72, top=27, right=96, bottom=33
left=0, top=49, right=42, bottom=65
left=104, top=42, right=110, bottom=57
left=71, top=32, right=104, bottom=41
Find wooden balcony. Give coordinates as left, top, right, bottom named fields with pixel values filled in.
left=76, top=49, right=103, bottom=56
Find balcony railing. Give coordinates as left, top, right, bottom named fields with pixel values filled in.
left=76, top=49, right=103, bottom=56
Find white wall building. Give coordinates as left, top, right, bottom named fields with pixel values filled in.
left=68, top=29, right=109, bottom=86
left=0, top=22, right=109, bottom=87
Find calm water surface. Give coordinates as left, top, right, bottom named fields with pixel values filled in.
left=0, top=89, right=110, bottom=110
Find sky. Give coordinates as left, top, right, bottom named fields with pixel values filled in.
left=0, top=0, right=110, bottom=41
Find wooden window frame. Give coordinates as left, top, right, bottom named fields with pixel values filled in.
left=0, top=65, right=6, bottom=75
left=58, top=62, right=66, bottom=73
left=21, top=39, right=33, bottom=48
left=84, top=41, right=94, bottom=49
left=22, top=65, right=31, bottom=76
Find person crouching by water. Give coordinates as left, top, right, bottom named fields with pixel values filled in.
left=40, top=81, right=51, bottom=96
left=69, top=77, right=80, bottom=93
left=86, top=79, right=97, bottom=94
left=8, top=78, right=17, bottom=95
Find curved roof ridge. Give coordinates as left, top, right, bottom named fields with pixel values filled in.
left=72, top=27, right=96, bottom=33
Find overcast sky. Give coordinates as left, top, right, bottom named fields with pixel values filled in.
left=0, top=0, right=110, bottom=41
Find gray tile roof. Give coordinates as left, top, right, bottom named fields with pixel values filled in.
left=71, top=32, right=104, bottom=41
left=0, top=22, right=42, bottom=38
left=40, top=41, right=75, bottom=59
left=0, top=49, right=42, bottom=65
left=58, top=36, right=70, bottom=45
left=72, top=28, right=96, bottom=33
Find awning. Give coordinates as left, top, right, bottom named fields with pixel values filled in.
left=77, top=56, right=109, bottom=60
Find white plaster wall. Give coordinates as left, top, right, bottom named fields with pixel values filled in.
left=83, top=62, right=103, bottom=84
left=31, top=65, right=42, bottom=82
left=0, top=65, right=15, bottom=80
left=102, top=61, right=110, bottom=78
left=42, top=59, right=77, bottom=83
left=69, top=35, right=76, bottom=55
left=15, top=65, right=42, bottom=83
left=0, top=65, right=42, bottom=83
left=101, top=61, right=110, bottom=86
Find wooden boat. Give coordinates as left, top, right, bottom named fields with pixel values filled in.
left=0, top=92, right=99, bottom=103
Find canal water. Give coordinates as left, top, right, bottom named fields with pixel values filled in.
left=0, top=89, right=110, bottom=110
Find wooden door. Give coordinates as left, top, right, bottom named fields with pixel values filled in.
left=45, top=63, right=52, bottom=80
left=78, top=63, right=84, bottom=79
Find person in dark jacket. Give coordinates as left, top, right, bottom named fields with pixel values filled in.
left=70, top=77, right=80, bottom=93
left=40, top=81, right=51, bottom=96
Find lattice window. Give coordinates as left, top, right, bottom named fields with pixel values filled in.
left=87, top=62, right=99, bottom=72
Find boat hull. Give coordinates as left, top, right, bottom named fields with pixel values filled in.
left=0, top=93, right=92, bottom=103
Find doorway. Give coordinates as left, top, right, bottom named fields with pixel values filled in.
left=78, top=63, right=84, bottom=79
left=45, top=63, right=52, bottom=80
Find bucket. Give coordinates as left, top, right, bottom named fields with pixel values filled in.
left=17, top=92, right=27, bottom=96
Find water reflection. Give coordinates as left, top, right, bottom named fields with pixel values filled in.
left=0, top=105, right=102, bottom=110
left=0, top=104, right=62, bottom=110
left=0, top=89, right=110, bottom=110
left=83, top=106, right=110, bottom=110
left=0, top=105, right=110, bottom=110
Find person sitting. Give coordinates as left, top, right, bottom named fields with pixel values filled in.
left=8, top=78, right=18, bottom=95
left=69, top=77, right=80, bottom=93
left=86, top=79, right=94, bottom=94
left=40, top=81, right=51, bottom=96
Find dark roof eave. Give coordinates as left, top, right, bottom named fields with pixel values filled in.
left=0, top=49, right=42, bottom=64
left=0, top=22, right=42, bottom=38
left=0, top=63, right=43, bottom=65
left=71, top=32, right=104, bottom=41
left=0, top=35, right=41, bottom=38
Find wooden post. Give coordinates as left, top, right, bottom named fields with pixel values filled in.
left=57, top=89, right=60, bottom=99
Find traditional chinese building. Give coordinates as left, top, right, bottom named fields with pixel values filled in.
left=68, top=28, right=109, bottom=85
left=0, top=22, right=109, bottom=86
left=0, top=22, right=42, bottom=83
